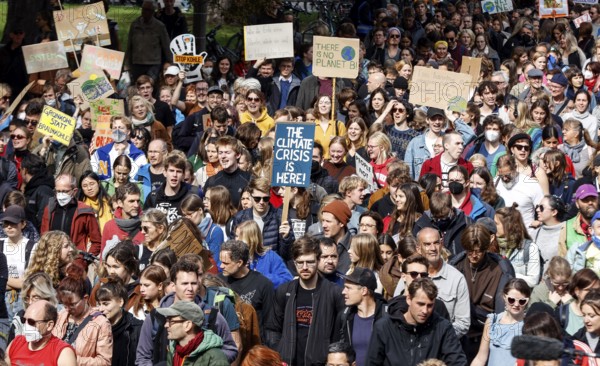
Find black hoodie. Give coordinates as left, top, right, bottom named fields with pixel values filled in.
left=111, top=310, right=143, bottom=366
left=143, top=182, right=192, bottom=223
left=23, top=172, right=55, bottom=231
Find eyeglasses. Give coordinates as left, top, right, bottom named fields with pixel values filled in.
left=132, top=135, right=145, bottom=140
left=359, top=223, right=376, bottom=229
left=513, top=144, right=530, bottom=152
left=551, top=280, right=570, bottom=288
left=10, top=134, right=25, bottom=140
left=23, top=295, right=42, bottom=304
left=294, top=260, right=317, bottom=268
left=20, top=316, right=50, bottom=327
left=405, top=271, right=429, bottom=279
left=24, top=119, right=38, bottom=127
left=392, top=108, right=406, bottom=113
left=141, top=226, right=152, bottom=233
left=366, top=145, right=378, bottom=150
left=446, top=38, right=455, bottom=42
left=252, top=196, right=270, bottom=203
left=389, top=34, right=400, bottom=39
left=165, top=318, right=188, bottom=325
left=247, top=97, right=261, bottom=102
left=507, top=296, right=529, bottom=306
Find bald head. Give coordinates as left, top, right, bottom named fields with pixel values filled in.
left=417, top=227, right=441, bottom=244
left=368, top=72, right=386, bottom=93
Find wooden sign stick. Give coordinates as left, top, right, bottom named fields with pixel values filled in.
left=0, top=80, right=37, bottom=123
left=281, top=186, right=292, bottom=223
left=70, top=39, right=80, bottom=68
left=330, top=78, right=337, bottom=123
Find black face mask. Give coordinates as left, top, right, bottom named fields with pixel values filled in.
left=434, top=216, right=453, bottom=230
left=448, top=181, right=464, bottom=195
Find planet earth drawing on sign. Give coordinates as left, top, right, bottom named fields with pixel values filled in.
left=341, top=46, right=355, bottom=61
left=482, top=1, right=496, bottom=13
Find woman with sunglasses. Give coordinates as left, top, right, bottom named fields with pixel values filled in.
left=96, top=276, right=142, bottom=366
left=10, top=124, right=31, bottom=190
left=555, top=269, right=600, bottom=335
left=531, top=195, right=566, bottom=266
left=138, top=209, right=168, bottom=269
left=240, top=89, right=274, bottom=137
left=505, top=132, right=549, bottom=194
left=53, top=264, right=113, bottom=365
left=471, top=278, right=531, bottom=366
left=530, top=256, right=572, bottom=309
left=131, top=126, right=152, bottom=155
left=181, top=194, right=224, bottom=266
left=79, top=171, right=112, bottom=234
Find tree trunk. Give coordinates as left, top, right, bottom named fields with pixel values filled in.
left=192, top=0, right=207, bottom=52
left=3, top=0, right=50, bottom=44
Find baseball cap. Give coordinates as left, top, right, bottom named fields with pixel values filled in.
left=155, top=301, right=205, bottom=327
left=575, top=184, right=598, bottom=200
left=164, top=65, right=180, bottom=76
left=338, top=267, right=377, bottom=291
left=427, top=107, right=445, bottom=118
left=207, top=86, right=224, bottom=95
left=0, top=205, right=26, bottom=224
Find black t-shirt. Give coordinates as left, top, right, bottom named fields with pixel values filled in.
left=221, top=270, right=274, bottom=328
left=150, top=171, right=165, bottom=192
left=295, top=286, right=316, bottom=366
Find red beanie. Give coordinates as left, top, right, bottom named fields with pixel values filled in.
left=322, top=200, right=351, bottom=225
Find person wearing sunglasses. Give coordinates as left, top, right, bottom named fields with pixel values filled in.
left=239, top=89, right=274, bottom=137
left=6, top=299, right=77, bottom=366
left=471, top=278, right=531, bottom=366
left=230, top=177, right=292, bottom=259
left=9, top=123, right=31, bottom=190
left=450, top=223, right=516, bottom=362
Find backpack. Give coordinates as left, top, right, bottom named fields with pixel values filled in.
left=522, top=239, right=544, bottom=283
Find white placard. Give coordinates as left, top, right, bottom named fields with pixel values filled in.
left=244, top=23, right=294, bottom=61
left=355, top=154, right=378, bottom=193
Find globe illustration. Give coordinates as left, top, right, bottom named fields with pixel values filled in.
left=341, top=46, right=356, bottom=61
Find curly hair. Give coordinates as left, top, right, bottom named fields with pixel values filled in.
left=26, top=231, right=74, bottom=287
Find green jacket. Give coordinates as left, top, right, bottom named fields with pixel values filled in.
left=166, top=330, right=229, bottom=366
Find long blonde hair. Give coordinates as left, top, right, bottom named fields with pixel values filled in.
left=236, top=220, right=267, bottom=259
left=348, top=233, right=384, bottom=274
left=26, top=231, right=75, bottom=287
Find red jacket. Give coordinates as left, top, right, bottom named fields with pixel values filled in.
left=41, top=200, right=102, bottom=256
left=419, top=153, right=474, bottom=179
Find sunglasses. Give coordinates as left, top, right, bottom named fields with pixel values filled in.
left=535, top=204, right=547, bottom=212
left=141, top=226, right=152, bottom=233
left=405, top=271, right=429, bottom=279
left=507, top=296, right=529, bottom=306
left=10, top=134, right=25, bottom=140
left=20, top=316, right=50, bottom=327
left=247, top=97, right=261, bottom=102
left=392, top=108, right=406, bottom=113
left=513, top=144, right=530, bottom=152
left=24, top=119, right=38, bottom=127
left=132, top=135, right=145, bottom=140
left=389, top=34, right=400, bottom=39
left=252, top=196, right=270, bottom=203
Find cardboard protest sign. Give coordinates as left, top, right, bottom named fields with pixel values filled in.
left=312, top=36, right=360, bottom=79
left=54, top=2, right=110, bottom=51
left=355, top=154, right=378, bottom=193
left=409, top=66, right=471, bottom=112
left=153, top=219, right=214, bottom=271
left=90, top=98, right=125, bottom=126
left=461, top=56, right=482, bottom=86
left=244, top=23, right=294, bottom=61
left=170, top=34, right=206, bottom=84
left=271, top=122, right=316, bottom=188
left=38, top=106, right=76, bottom=146
left=81, top=45, right=125, bottom=80
left=539, top=0, right=569, bottom=18
left=574, top=13, right=592, bottom=27
left=68, top=71, right=115, bottom=105
left=89, top=99, right=124, bottom=151
left=22, top=41, right=69, bottom=74
left=481, top=0, right=513, bottom=14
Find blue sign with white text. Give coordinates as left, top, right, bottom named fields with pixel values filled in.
left=271, top=122, right=316, bottom=187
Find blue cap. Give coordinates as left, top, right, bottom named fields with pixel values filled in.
left=592, top=211, right=600, bottom=225
left=550, top=73, right=568, bottom=87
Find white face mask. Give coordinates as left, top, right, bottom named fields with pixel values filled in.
left=24, top=322, right=43, bottom=343
left=46, top=99, right=56, bottom=107
left=485, top=130, right=500, bottom=142
left=203, top=67, right=213, bottom=75
left=584, top=70, right=594, bottom=80
left=56, top=192, right=72, bottom=207
left=17, top=112, right=25, bottom=120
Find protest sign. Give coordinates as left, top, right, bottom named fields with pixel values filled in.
left=244, top=23, right=294, bottom=61
left=312, top=36, right=360, bottom=79
left=80, top=45, right=125, bottom=80
left=89, top=99, right=124, bottom=151
left=54, top=2, right=110, bottom=51
left=38, top=106, right=76, bottom=146
left=156, top=219, right=214, bottom=271
left=461, top=56, right=482, bottom=89
left=574, top=0, right=597, bottom=4
left=271, top=122, right=315, bottom=188
left=68, top=71, right=115, bottom=104
left=481, top=0, right=513, bottom=14
left=539, top=0, right=569, bottom=18
left=170, top=34, right=206, bottom=84
left=355, top=154, right=378, bottom=193
left=574, top=13, right=592, bottom=27
left=409, top=66, right=471, bottom=112
left=90, top=98, right=125, bottom=126
left=22, top=41, right=68, bottom=74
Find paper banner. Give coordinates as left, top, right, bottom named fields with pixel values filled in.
left=409, top=66, right=471, bottom=112
left=170, top=34, right=205, bottom=84
left=271, top=122, right=316, bottom=188
left=539, top=0, right=569, bottom=18
left=243, top=23, right=294, bottom=61
left=68, top=71, right=115, bottom=105
left=53, top=2, right=110, bottom=51
left=574, top=0, right=597, bottom=4
left=89, top=99, right=124, bottom=150
left=461, top=56, right=482, bottom=86
left=81, top=45, right=125, bottom=80
left=355, top=153, right=378, bottom=193
left=574, top=13, right=592, bottom=27
left=312, top=36, right=360, bottom=79
left=481, top=0, right=513, bottom=14
left=38, top=106, right=76, bottom=146
left=22, top=41, right=69, bottom=74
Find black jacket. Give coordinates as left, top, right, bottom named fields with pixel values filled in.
left=23, top=172, right=55, bottom=231
left=143, top=182, right=192, bottom=223
left=338, top=296, right=387, bottom=345
left=366, top=296, right=468, bottom=366
left=413, top=209, right=472, bottom=257
left=112, top=310, right=143, bottom=366
left=173, top=108, right=207, bottom=153
left=269, top=276, right=345, bottom=366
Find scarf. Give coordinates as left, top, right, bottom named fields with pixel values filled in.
left=131, top=113, right=155, bottom=127
left=562, top=139, right=586, bottom=164
left=581, top=216, right=592, bottom=242
left=173, top=331, right=204, bottom=366
left=572, top=110, right=590, bottom=120
left=115, top=216, right=141, bottom=235
left=198, top=215, right=213, bottom=239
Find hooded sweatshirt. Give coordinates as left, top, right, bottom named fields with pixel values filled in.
left=165, top=329, right=229, bottom=366
left=143, top=182, right=192, bottom=224
left=240, top=108, right=275, bottom=136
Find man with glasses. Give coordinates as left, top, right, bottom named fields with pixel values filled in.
left=273, top=58, right=301, bottom=112
left=270, top=236, right=344, bottom=366
left=450, top=223, right=515, bottom=361
left=137, top=139, right=168, bottom=200
left=6, top=300, right=77, bottom=366
left=444, top=25, right=467, bottom=68
left=219, top=240, right=274, bottom=341
left=548, top=72, right=570, bottom=115
left=21, top=99, right=43, bottom=149
left=366, top=28, right=386, bottom=63
left=230, top=177, right=293, bottom=258
left=156, top=301, right=229, bottom=366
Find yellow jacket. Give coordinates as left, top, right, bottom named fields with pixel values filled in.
left=314, top=119, right=346, bottom=159
left=240, top=108, right=275, bottom=136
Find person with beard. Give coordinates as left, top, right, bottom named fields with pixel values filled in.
left=101, top=183, right=145, bottom=258
left=21, top=154, right=53, bottom=231
left=559, top=184, right=599, bottom=258
left=270, top=236, right=345, bottom=366
left=367, top=277, right=467, bottom=366
left=143, top=152, right=192, bottom=224
left=321, top=200, right=353, bottom=274
left=495, top=154, right=544, bottom=228
left=317, top=237, right=343, bottom=286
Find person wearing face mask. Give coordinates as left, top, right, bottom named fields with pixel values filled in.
left=465, top=115, right=506, bottom=172
left=6, top=300, right=77, bottom=366
left=447, top=166, right=495, bottom=222
left=40, top=174, right=102, bottom=259
left=42, top=83, right=75, bottom=117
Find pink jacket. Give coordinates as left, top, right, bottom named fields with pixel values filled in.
left=52, top=307, right=113, bottom=366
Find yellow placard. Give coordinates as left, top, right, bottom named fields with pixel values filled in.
left=174, top=55, right=205, bottom=64
left=312, top=36, right=359, bottom=79
left=38, top=106, right=76, bottom=146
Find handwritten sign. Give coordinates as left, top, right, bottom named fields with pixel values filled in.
left=312, top=36, right=360, bottom=79
left=22, top=41, right=68, bottom=74
left=481, top=0, right=513, bottom=14
left=409, top=66, right=471, bottom=112
left=574, top=13, right=592, bottom=27
left=539, top=0, right=569, bottom=18
left=461, top=56, right=482, bottom=87
left=90, top=99, right=124, bottom=149
left=244, top=23, right=294, bottom=61
left=355, top=154, right=377, bottom=193
left=574, top=0, right=597, bottom=4
left=271, top=122, right=315, bottom=187
left=53, top=2, right=110, bottom=51
left=68, top=71, right=115, bottom=104
left=170, top=34, right=205, bottom=84
left=81, top=45, right=125, bottom=80
left=157, top=219, right=214, bottom=272
left=38, top=106, right=76, bottom=146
